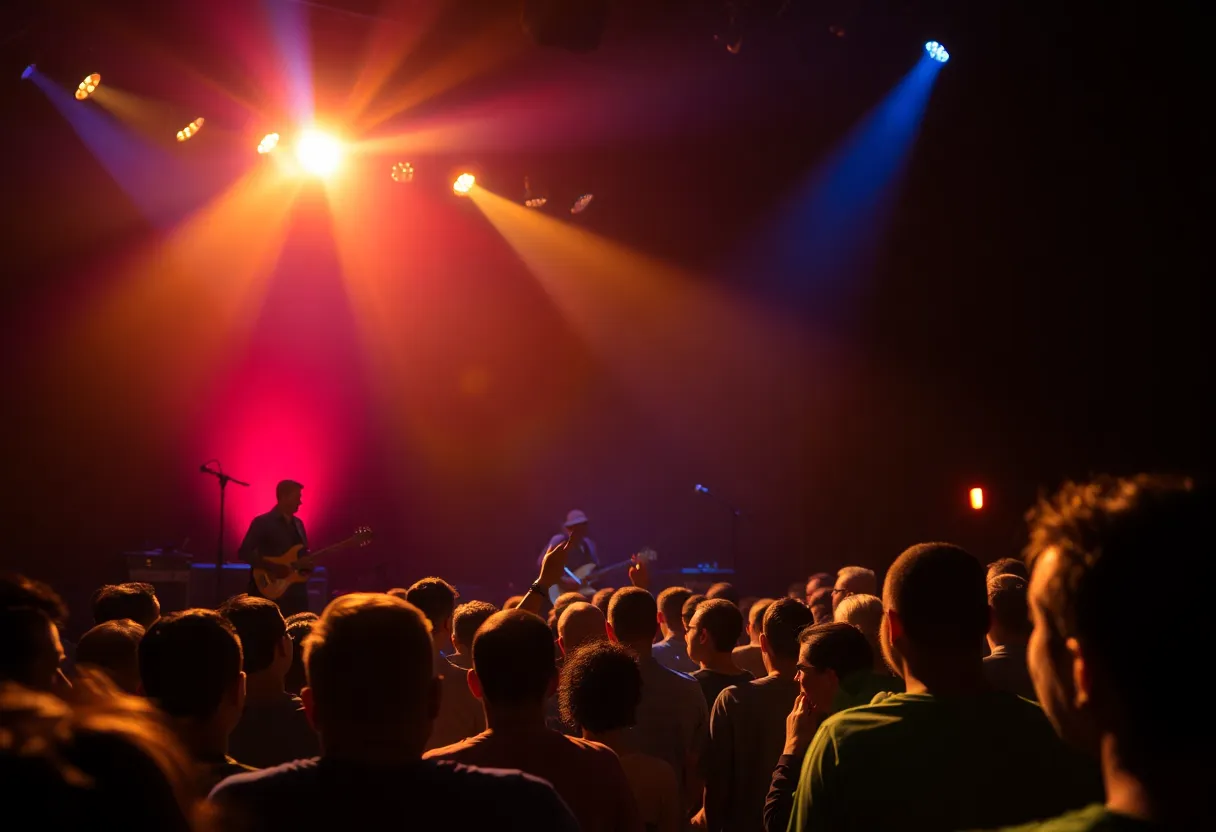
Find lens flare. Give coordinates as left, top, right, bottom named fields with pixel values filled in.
left=295, top=129, right=343, bottom=176
left=257, top=133, right=281, bottom=154
left=75, top=73, right=101, bottom=101
left=176, top=117, right=205, bottom=142
left=453, top=173, right=476, bottom=195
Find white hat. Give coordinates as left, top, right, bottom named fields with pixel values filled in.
left=563, top=509, right=589, bottom=527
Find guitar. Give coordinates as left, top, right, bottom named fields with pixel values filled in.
left=549, top=548, right=659, bottom=604
left=252, top=526, right=374, bottom=600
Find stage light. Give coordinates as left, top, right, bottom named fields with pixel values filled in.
left=571, top=193, right=594, bottom=214
left=176, top=117, right=205, bottom=142
left=925, top=41, right=950, bottom=63
left=75, top=73, right=101, bottom=101
left=969, top=487, right=984, bottom=511
left=22, top=64, right=35, bottom=80
left=295, top=129, right=343, bottom=176
left=453, top=172, right=476, bottom=195
left=257, top=132, right=280, bottom=154
left=524, top=175, right=547, bottom=208
left=391, top=162, right=414, bottom=182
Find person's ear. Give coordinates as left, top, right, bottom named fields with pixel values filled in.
left=279, top=633, right=292, bottom=658
left=698, top=628, right=711, bottom=645
left=759, top=632, right=771, bottom=657
left=558, top=636, right=568, bottom=656
left=1066, top=637, right=1091, bottom=709
left=301, top=686, right=317, bottom=731
left=886, top=608, right=904, bottom=642
left=606, top=622, right=619, bottom=644
left=234, top=671, right=247, bottom=711
left=467, top=668, right=484, bottom=700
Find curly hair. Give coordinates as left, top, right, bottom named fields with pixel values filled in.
left=558, top=641, right=642, bottom=733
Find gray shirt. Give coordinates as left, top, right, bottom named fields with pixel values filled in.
left=630, top=655, right=709, bottom=797
left=705, top=674, right=800, bottom=832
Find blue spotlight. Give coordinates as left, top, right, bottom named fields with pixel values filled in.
left=925, top=41, right=950, bottom=63
left=21, top=64, right=35, bottom=80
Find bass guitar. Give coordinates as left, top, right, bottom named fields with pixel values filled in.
left=252, top=526, right=374, bottom=600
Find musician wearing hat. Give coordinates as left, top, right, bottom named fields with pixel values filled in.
left=538, top=509, right=600, bottom=593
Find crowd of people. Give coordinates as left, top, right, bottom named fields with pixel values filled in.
left=0, top=473, right=1207, bottom=830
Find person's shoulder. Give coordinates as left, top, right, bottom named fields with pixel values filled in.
left=970, top=804, right=1139, bottom=832
left=817, top=691, right=922, bottom=739
left=646, top=657, right=698, bottom=684
left=422, top=733, right=482, bottom=761
left=563, top=734, right=624, bottom=767
left=209, top=757, right=320, bottom=801
left=429, top=760, right=577, bottom=823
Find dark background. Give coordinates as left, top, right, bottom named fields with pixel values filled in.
left=0, top=0, right=1208, bottom=632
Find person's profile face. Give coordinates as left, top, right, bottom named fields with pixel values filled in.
left=281, top=488, right=303, bottom=514
left=685, top=615, right=706, bottom=662
left=1026, top=548, right=1092, bottom=748
left=795, top=646, right=839, bottom=713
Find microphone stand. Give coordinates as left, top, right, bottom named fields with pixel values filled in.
left=694, top=485, right=743, bottom=574
left=200, top=463, right=250, bottom=604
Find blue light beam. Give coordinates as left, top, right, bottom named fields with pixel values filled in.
left=730, top=54, right=947, bottom=312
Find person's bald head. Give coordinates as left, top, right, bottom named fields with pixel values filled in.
left=558, top=602, right=606, bottom=655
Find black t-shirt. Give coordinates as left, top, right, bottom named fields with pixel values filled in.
left=210, top=756, right=579, bottom=832
left=227, top=693, right=320, bottom=769
left=692, top=669, right=755, bottom=709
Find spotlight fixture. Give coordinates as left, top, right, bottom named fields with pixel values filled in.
left=21, top=64, right=35, bottom=80
left=570, top=193, right=594, bottom=214
left=391, top=162, right=415, bottom=183
left=176, top=117, right=205, bottom=142
left=295, top=129, right=343, bottom=176
left=453, top=172, right=476, bottom=195
left=969, top=487, right=984, bottom=511
left=924, top=41, right=950, bottom=63
left=75, top=72, right=100, bottom=101
left=257, top=132, right=281, bottom=154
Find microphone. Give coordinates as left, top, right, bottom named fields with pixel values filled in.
left=694, top=484, right=710, bottom=494
left=200, top=464, right=215, bottom=474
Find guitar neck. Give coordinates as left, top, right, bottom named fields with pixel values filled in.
left=303, top=537, right=356, bottom=563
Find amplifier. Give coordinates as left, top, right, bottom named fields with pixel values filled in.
left=125, top=551, right=192, bottom=584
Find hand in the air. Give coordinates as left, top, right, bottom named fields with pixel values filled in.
left=627, top=554, right=650, bottom=590
left=783, top=692, right=821, bottom=757
left=536, top=538, right=572, bottom=589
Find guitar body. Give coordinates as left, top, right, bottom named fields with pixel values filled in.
left=547, top=550, right=658, bottom=604
left=252, top=544, right=311, bottom=600
left=251, top=527, right=374, bottom=601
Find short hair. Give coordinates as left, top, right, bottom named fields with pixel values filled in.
left=404, top=578, right=459, bottom=629
left=0, top=574, right=68, bottom=624
left=0, top=681, right=196, bottom=829
left=681, top=593, right=706, bottom=627
left=836, top=567, right=878, bottom=595
left=657, top=587, right=693, bottom=628
left=807, top=588, right=836, bottom=620
left=987, top=575, right=1030, bottom=638
left=218, top=594, right=286, bottom=674
left=799, top=622, right=874, bottom=678
left=452, top=601, right=498, bottom=652
left=0, top=574, right=68, bottom=688
left=833, top=594, right=883, bottom=659
left=76, top=620, right=144, bottom=687
left=503, top=595, right=525, bottom=610
left=590, top=587, right=617, bottom=617
left=706, top=582, right=740, bottom=606
left=553, top=591, right=586, bottom=621
left=748, top=598, right=775, bottom=633
left=140, top=610, right=243, bottom=720
left=92, top=583, right=159, bottom=629
left=1024, top=475, right=1207, bottom=754
left=690, top=598, right=745, bottom=653
left=884, top=543, right=988, bottom=650
left=305, top=593, right=434, bottom=725
left=805, top=572, right=835, bottom=593
left=558, top=602, right=606, bottom=652
left=471, top=610, right=556, bottom=706
left=559, top=641, right=642, bottom=733
left=276, top=479, right=303, bottom=500
left=762, top=597, right=815, bottom=660
left=285, top=616, right=315, bottom=695
left=607, top=587, right=659, bottom=644
left=986, top=557, right=1029, bottom=581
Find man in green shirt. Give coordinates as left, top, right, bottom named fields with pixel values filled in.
left=789, top=542, right=1099, bottom=832
left=988, top=475, right=1213, bottom=831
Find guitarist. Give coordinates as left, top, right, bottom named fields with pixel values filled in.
left=237, top=479, right=310, bottom=615
left=538, top=510, right=600, bottom=594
